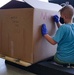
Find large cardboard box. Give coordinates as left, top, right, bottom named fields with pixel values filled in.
left=0, top=0, right=62, bottom=64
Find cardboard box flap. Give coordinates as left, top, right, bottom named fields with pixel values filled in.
left=24, top=0, right=62, bottom=11
left=0, top=0, right=62, bottom=11
left=0, top=0, right=32, bottom=9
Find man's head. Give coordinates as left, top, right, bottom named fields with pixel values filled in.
left=59, top=5, right=74, bottom=23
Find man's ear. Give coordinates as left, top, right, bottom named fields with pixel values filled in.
left=62, top=14, right=66, bottom=20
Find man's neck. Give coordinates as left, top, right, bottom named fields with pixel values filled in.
left=65, top=20, right=72, bottom=24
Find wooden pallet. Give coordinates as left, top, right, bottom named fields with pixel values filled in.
left=0, top=54, right=31, bottom=67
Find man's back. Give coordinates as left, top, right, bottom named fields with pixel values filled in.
left=54, top=24, right=74, bottom=63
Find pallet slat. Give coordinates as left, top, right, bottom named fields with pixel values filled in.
left=0, top=54, right=31, bottom=67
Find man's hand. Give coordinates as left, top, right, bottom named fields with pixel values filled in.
left=41, top=24, right=57, bottom=45
left=53, top=15, right=60, bottom=23
left=41, top=24, right=48, bottom=36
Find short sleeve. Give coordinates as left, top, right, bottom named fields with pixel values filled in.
left=52, top=26, right=65, bottom=43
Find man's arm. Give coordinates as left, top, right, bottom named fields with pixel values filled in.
left=56, top=22, right=61, bottom=28
left=41, top=24, right=57, bottom=45
left=41, top=15, right=61, bottom=44
left=53, top=15, right=61, bottom=28
left=44, top=34, right=57, bottom=45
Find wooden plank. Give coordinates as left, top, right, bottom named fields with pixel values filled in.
left=0, top=54, right=31, bottom=67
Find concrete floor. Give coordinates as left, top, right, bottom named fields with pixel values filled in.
left=0, top=58, right=36, bottom=75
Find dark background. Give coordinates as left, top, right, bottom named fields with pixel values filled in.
left=49, top=0, right=74, bottom=7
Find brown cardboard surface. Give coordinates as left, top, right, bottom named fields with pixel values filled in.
left=0, top=8, right=34, bottom=63
left=0, top=8, right=58, bottom=63
left=0, top=1, right=62, bottom=64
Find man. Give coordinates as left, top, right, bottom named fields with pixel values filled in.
left=41, top=5, right=74, bottom=64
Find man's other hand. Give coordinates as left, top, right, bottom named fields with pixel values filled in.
left=41, top=24, right=48, bottom=36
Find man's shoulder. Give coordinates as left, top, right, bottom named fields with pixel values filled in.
left=60, top=23, right=74, bottom=28
left=59, top=24, right=69, bottom=31
left=59, top=24, right=66, bottom=29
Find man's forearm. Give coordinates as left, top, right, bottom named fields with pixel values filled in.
left=56, top=22, right=61, bottom=28
left=44, top=34, right=57, bottom=45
